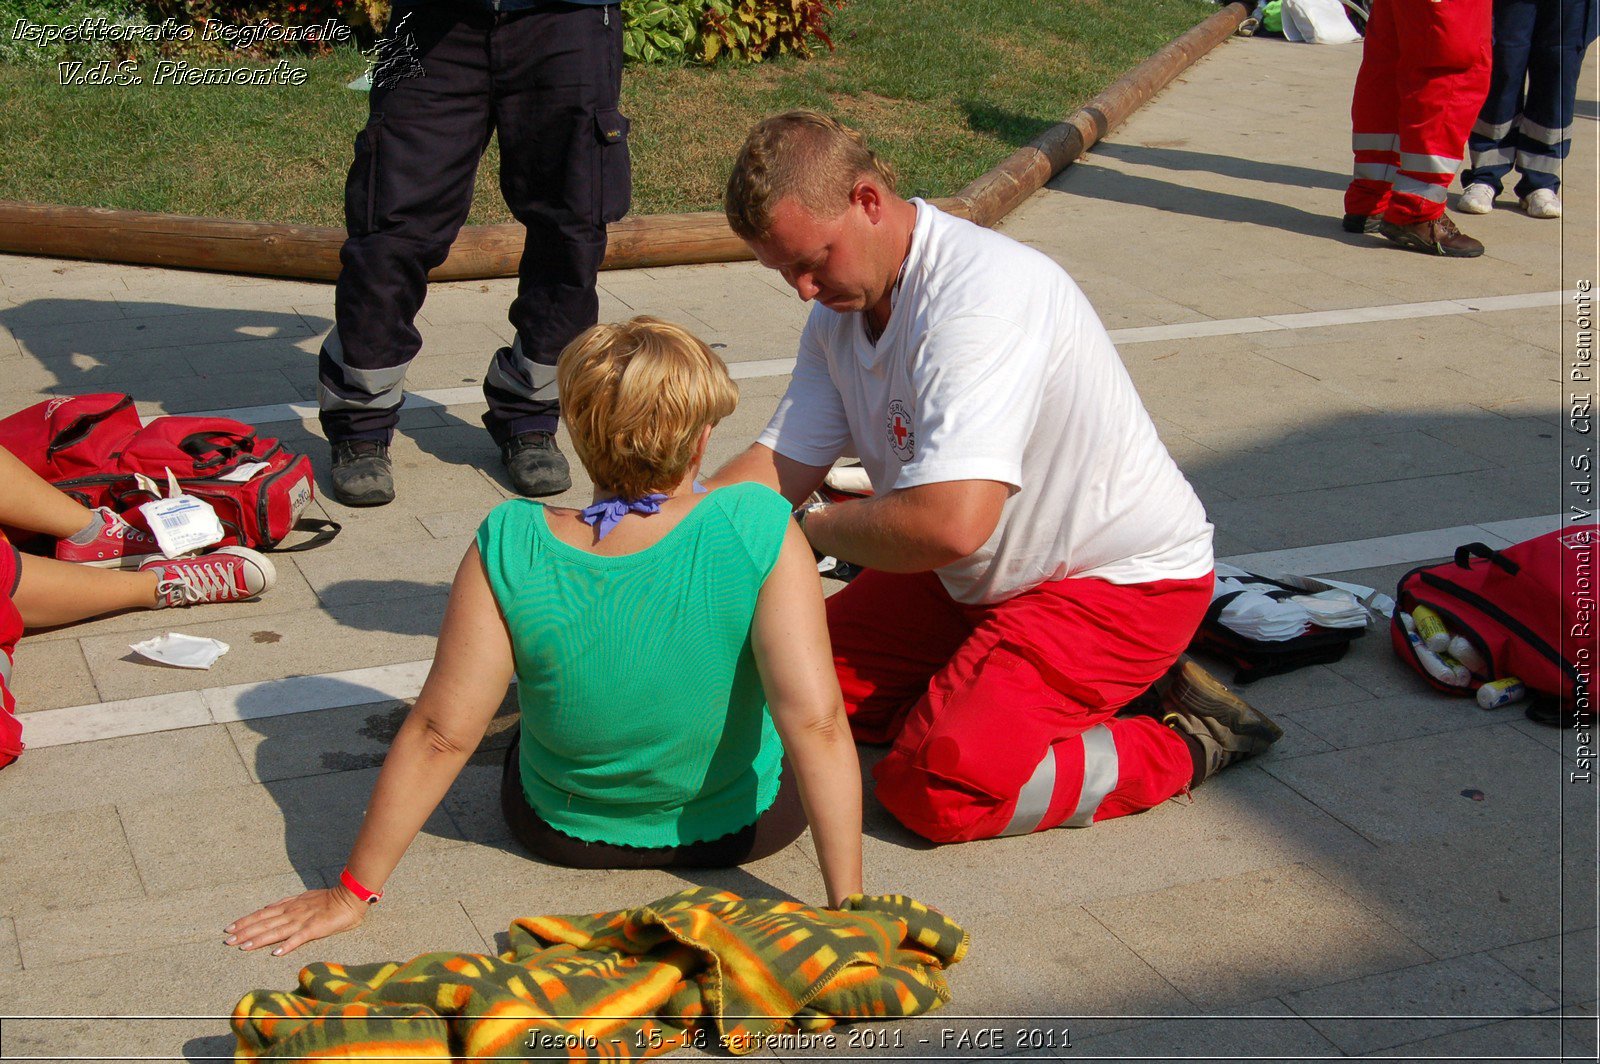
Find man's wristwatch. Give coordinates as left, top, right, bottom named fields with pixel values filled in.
left=794, top=500, right=830, bottom=533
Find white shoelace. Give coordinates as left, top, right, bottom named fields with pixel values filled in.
left=156, top=558, right=242, bottom=607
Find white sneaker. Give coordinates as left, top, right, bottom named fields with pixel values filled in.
left=1520, top=189, right=1562, bottom=219
left=1457, top=183, right=1496, bottom=214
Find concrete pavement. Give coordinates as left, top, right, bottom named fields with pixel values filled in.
left=0, top=31, right=1595, bottom=1062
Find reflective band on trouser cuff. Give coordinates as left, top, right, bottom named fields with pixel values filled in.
left=1399, top=152, right=1461, bottom=174
left=318, top=329, right=408, bottom=413
left=484, top=335, right=559, bottom=402
left=1353, top=132, right=1400, bottom=152
left=1517, top=117, right=1570, bottom=146
left=1063, top=725, right=1118, bottom=828
left=998, top=747, right=1058, bottom=836
left=1353, top=161, right=1397, bottom=182
left=1473, top=117, right=1514, bottom=140
left=1470, top=146, right=1516, bottom=167
left=1516, top=151, right=1563, bottom=174
left=1392, top=175, right=1449, bottom=203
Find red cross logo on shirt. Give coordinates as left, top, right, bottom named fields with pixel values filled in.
left=886, top=399, right=915, bottom=462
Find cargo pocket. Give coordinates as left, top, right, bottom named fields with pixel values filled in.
left=343, top=113, right=383, bottom=236
left=593, top=106, right=632, bottom=224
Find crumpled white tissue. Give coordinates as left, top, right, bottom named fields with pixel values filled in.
left=130, top=632, right=230, bottom=669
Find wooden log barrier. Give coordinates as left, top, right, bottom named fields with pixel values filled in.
left=0, top=4, right=1250, bottom=281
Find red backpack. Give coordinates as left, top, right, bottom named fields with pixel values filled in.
left=1391, top=526, right=1595, bottom=721
left=0, top=394, right=338, bottom=552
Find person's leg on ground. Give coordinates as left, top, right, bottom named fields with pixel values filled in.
left=1460, top=0, right=1537, bottom=211
left=317, top=6, right=496, bottom=505
left=483, top=3, right=629, bottom=496
left=12, top=547, right=276, bottom=627
left=1345, top=0, right=1403, bottom=231
left=2, top=535, right=26, bottom=769
left=1378, top=0, right=1494, bottom=255
left=0, top=446, right=160, bottom=568
left=871, top=573, right=1277, bottom=844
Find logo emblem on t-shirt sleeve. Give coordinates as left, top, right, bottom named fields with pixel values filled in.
left=886, top=399, right=915, bottom=462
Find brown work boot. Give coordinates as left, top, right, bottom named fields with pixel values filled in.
left=1150, top=657, right=1283, bottom=785
left=1378, top=214, right=1485, bottom=258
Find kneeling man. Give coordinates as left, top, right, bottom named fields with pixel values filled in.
left=713, top=112, right=1282, bottom=844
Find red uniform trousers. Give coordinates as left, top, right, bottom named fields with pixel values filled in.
left=828, top=568, right=1213, bottom=843
left=1345, top=0, right=1493, bottom=224
left=0, top=532, right=23, bottom=771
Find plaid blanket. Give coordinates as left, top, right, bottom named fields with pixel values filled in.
left=232, top=888, right=968, bottom=1060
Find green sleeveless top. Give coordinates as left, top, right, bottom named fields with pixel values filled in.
left=475, top=482, right=793, bottom=847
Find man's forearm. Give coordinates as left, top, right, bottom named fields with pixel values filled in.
left=801, top=479, right=1009, bottom=573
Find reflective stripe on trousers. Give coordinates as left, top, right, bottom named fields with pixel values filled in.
left=999, top=724, right=1119, bottom=835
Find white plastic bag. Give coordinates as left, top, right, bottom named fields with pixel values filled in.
left=1282, top=0, right=1361, bottom=44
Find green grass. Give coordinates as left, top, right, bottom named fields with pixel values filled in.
left=0, top=0, right=1214, bottom=225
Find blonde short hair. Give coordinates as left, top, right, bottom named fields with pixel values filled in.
left=725, top=110, right=898, bottom=241
left=557, top=317, right=738, bottom=499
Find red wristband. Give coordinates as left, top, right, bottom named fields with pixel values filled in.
left=339, top=867, right=382, bottom=905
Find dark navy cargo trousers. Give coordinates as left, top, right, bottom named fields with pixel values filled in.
left=1461, top=0, right=1596, bottom=198
left=318, top=1, right=630, bottom=446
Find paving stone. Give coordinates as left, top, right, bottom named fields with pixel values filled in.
left=417, top=508, right=492, bottom=540
left=1205, top=428, right=1493, bottom=500
left=15, top=869, right=322, bottom=969
left=6, top=635, right=98, bottom=713
left=293, top=534, right=466, bottom=608
left=1204, top=462, right=1554, bottom=554
left=1310, top=829, right=1570, bottom=965
left=0, top=903, right=487, bottom=1060
left=0, top=805, right=146, bottom=919
left=116, top=771, right=466, bottom=896
left=1, top=916, right=19, bottom=972
left=76, top=589, right=445, bottom=702
left=1287, top=692, right=1515, bottom=751
left=1490, top=930, right=1600, bottom=1007
left=0, top=724, right=251, bottom=816
left=1085, top=863, right=1430, bottom=1009
left=11, top=305, right=314, bottom=358
left=953, top=904, right=1188, bottom=1021
left=229, top=699, right=406, bottom=783
left=1284, top=952, right=1555, bottom=1055
left=1371, top=1015, right=1564, bottom=1059
left=1261, top=722, right=1568, bottom=846
left=1062, top=996, right=1341, bottom=1062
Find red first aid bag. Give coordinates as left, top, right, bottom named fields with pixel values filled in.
left=0, top=394, right=337, bottom=552
left=1390, top=526, right=1595, bottom=716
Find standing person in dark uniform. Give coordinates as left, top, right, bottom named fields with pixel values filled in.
left=318, top=0, right=631, bottom=505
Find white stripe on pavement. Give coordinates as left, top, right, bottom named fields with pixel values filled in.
left=19, top=513, right=1567, bottom=751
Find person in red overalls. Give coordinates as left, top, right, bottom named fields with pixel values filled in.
left=1343, top=0, right=1495, bottom=257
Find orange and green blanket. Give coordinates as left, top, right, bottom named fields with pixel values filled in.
left=232, top=888, right=968, bottom=1060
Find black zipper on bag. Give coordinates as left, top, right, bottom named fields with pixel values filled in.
left=45, top=395, right=136, bottom=458
left=1418, top=570, right=1578, bottom=689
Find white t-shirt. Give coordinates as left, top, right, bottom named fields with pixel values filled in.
left=757, top=200, right=1214, bottom=605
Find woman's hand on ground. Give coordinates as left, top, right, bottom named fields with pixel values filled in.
left=224, top=887, right=368, bottom=956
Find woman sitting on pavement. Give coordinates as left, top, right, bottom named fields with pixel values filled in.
left=0, top=444, right=277, bottom=770
left=227, top=317, right=863, bottom=956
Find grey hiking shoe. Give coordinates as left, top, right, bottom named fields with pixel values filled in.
left=1154, top=656, right=1284, bottom=784
left=502, top=432, right=572, bottom=497
left=330, top=439, right=394, bottom=507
